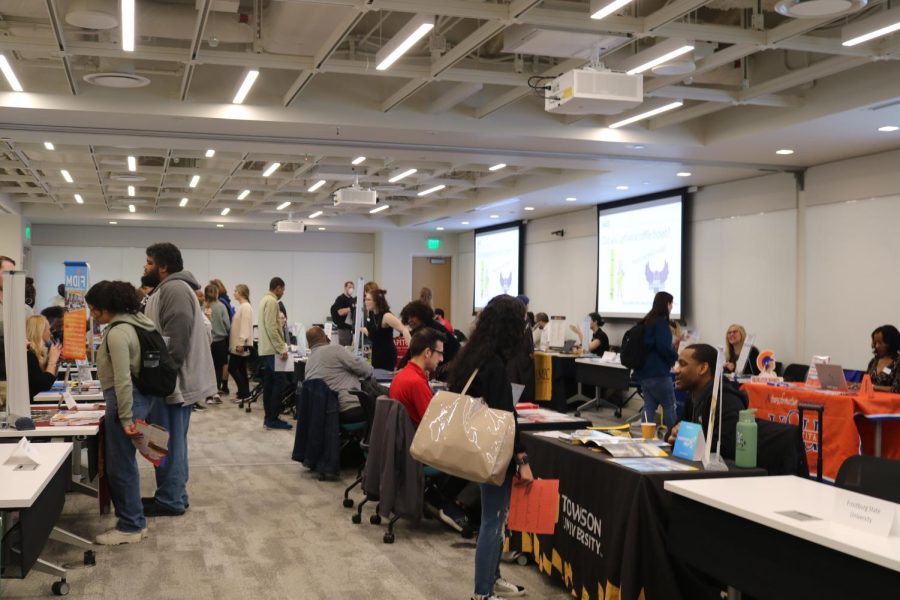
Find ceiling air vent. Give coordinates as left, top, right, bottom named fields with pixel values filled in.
left=774, top=0, right=866, bottom=18
left=83, top=72, right=151, bottom=88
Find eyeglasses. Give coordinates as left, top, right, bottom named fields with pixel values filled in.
left=429, top=347, right=444, bottom=356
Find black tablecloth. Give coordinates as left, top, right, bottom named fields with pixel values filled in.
left=512, top=432, right=765, bottom=600
left=542, top=354, right=579, bottom=412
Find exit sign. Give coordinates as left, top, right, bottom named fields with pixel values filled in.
left=426, top=238, right=441, bottom=250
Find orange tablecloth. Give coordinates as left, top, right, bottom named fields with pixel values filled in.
left=743, top=383, right=900, bottom=481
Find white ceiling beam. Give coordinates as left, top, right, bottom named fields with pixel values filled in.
left=381, top=79, right=430, bottom=112
left=180, top=0, right=215, bottom=102
left=429, top=82, right=483, bottom=113
left=431, top=21, right=508, bottom=78
left=647, top=86, right=801, bottom=107
left=43, top=0, right=78, bottom=95
left=644, top=43, right=756, bottom=93
left=643, top=0, right=715, bottom=33
left=475, top=58, right=586, bottom=119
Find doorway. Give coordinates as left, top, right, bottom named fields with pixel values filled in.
left=412, top=256, right=452, bottom=323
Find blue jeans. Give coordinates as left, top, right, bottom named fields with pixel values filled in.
left=103, top=387, right=154, bottom=533
left=148, top=399, right=192, bottom=511
left=640, top=375, right=677, bottom=430
left=260, top=355, right=284, bottom=422
left=474, top=470, right=514, bottom=595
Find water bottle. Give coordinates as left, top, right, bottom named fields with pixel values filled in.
left=735, top=408, right=758, bottom=468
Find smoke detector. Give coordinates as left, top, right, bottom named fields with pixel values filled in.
left=774, top=0, right=866, bottom=18
left=83, top=72, right=151, bottom=88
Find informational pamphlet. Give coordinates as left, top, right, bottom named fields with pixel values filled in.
left=132, top=419, right=169, bottom=467
left=609, top=458, right=698, bottom=473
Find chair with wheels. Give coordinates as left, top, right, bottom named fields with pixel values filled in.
left=343, top=389, right=377, bottom=510
left=782, top=363, right=810, bottom=383
left=835, top=455, right=900, bottom=503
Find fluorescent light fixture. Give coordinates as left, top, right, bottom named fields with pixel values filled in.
left=878, top=125, right=899, bottom=132
left=74, top=194, right=84, bottom=204
left=524, top=206, right=535, bottom=211
left=308, top=210, right=323, bottom=219
left=262, top=162, right=281, bottom=177
left=60, top=169, right=73, bottom=183
left=389, top=168, right=417, bottom=183
left=189, top=175, right=200, bottom=188
left=308, top=179, right=327, bottom=192
left=127, top=185, right=135, bottom=197
left=238, top=189, right=251, bottom=200
left=590, top=0, right=634, bottom=20
left=417, top=184, right=446, bottom=197
left=277, top=201, right=291, bottom=210
left=619, top=38, right=694, bottom=75
left=608, top=100, right=683, bottom=129
left=127, top=156, right=136, bottom=172
left=566, top=197, right=577, bottom=202
left=489, top=163, right=506, bottom=171
left=436, top=227, right=445, bottom=231
left=375, top=14, right=435, bottom=71
left=180, top=197, right=189, bottom=207
left=205, top=149, right=215, bottom=158
left=233, top=69, right=259, bottom=104
left=121, top=0, right=135, bottom=52
left=216, top=223, right=224, bottom=228
left=843, top=6, right=900, bottom=46
left=44, top=142, right=55, bottom=151
left=318, top=227, right=326, bottom=231
left=128, top=204, right=135, bottom=213
left=489, top=214, right=500, bottom=219
left=616, top=185, right=629, bottom=190
left=461, top=221, right=469, bottom=225
left=775, top=149, right=794, bottom=155
left=352, top=156, right=366, bottom=165
left=369, top=204, right=390, bottom=214
left=0, top=55, right=23, bottom=91
left=221, top=207, right=230, bottom=216
left=677, top=171, right=692, bottom=177
left=109, top=221, right=117, bottom=225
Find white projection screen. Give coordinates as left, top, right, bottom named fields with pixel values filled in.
left=473, top=222, right=523, bottom=310
left=597, top=194, right=684, bottom=319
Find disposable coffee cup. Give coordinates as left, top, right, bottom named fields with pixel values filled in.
left=641, top=422, right=656, bottom=440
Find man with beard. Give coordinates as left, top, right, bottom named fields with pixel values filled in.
left=141, top=243, right=217, bottom=516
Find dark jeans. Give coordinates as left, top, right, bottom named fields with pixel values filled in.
left=475, top=470, right=514, bottom=595
left=147, top=399, right=192, bottom=512
left=339, top=405, right=365, bottom=424
left=259, top=355, right=284, bottom=422
left=103, top=387, right=154, bottom=532
left=210, top=339, right=228, bottom=390
left=228, top=353, right=250, bottom=399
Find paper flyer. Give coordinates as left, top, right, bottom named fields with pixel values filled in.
left=132, top=419, right=170, bottom=467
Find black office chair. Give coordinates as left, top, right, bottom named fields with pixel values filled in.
left=835, top=455, right=900, bottom=503
left=782, top=363, right=810, bottom=383
left=344, top=389, right=377, bottom=510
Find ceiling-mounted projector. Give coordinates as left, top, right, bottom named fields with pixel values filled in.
left=334, top=184, right=377, bottom=206
left=545, top=68, right=643, bottom=115
left=273, top=220, right=306, bottom=233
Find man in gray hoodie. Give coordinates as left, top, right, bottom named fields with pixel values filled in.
left=142, top=242, right=217, bottom=516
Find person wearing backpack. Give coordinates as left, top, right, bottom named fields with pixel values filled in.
left=633, top=291, right=679, bottom=431
left=86, top=280, right=162, bottom=545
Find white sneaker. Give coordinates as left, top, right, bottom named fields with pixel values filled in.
left=213, top=394, right=222, bottom=404
left=471, top=595, right=503, bottom=600
left=493, top=577, right=526, bottom=598
left=95, top=527, right=147, bottom=545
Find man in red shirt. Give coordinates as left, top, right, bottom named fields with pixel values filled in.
left=389, top=328, right=444, bottom=426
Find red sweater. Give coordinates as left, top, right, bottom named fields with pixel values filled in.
left=389, top=361, right=433, bottom=426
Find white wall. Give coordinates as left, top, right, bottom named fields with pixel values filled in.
left=0, top=214, right=24, bottom=266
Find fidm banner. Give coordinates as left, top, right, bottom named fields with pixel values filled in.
left=62, top=261, right=89, bottom=360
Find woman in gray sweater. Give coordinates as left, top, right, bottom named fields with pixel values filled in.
left=204, top=283, right=230, bottom=404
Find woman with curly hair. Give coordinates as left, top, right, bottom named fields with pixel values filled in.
left=448, top=294, right=534, bottom=600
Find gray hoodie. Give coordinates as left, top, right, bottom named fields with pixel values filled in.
left=143, top=270, right=217, bottom=405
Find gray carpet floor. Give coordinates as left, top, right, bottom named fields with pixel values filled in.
left=1, top=393, right=636, bottom=600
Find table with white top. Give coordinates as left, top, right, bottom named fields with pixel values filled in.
left=33, top=388, right=104, bottom=403
left=665, top=475, right=900, bottom=599
left=0, top=442, right=94, bottom=594
left=0, top=425, right=100, bottom=498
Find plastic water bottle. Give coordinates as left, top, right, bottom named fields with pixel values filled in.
left=735, top=408, right=758, bottom=468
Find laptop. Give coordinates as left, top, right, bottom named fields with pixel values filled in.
left=561, top=339, right=576, bottom=354
left=816, top=363, right=849, bottom=391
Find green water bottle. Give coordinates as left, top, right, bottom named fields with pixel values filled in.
left=735, top=408, right=758, bottom=468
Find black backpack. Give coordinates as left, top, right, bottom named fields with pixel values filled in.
left=106, top=321, right=178, bottom=397
left=620, top=323, right=649, bottom=370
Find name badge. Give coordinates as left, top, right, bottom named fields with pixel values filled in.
left=882, top=367, right=892, bottom=375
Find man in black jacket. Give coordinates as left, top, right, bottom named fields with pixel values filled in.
left=667, top=343, right=747, bottom=459
left=330, top=281, right=356, bottom=331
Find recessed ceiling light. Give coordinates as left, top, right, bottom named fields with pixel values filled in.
left=121, top=0, right=134, bottom=52
left=189, top=175, right=200, bottom=188
left=127, top=185, right=135, bottom=197
left=44, top=142, right=55, bottom=151
left=352, top=156, right=366, bottom=165
left=216, top=223, right=224, bottom=228
left=237, top=189, right=250, bottom=200
left=221, top=207, right=230, bottom=216
left=436, top=226, right=445, bottom=231
left=375, top=14, right=435, bottom=71
left=262, top=162, right=281, bottom=177
left=128, top=204, right=135, bottom=213
left=389, top=168, right=417, bottom=183
left=74, top=194, right=83, bottom=204
left=524, top=206, right=535, bottom=211
left=878, top=125, right=899, bottom=132
left=609, top=100, right=683, bottom=129
left=307, top=179, right=326, bottom=192
left=676, top=171, right=692, bottom=177
left=127, top=156, right=136, bottom=172
left=616, top=185, right=629, bottom=190
left=233, top=69, right=259, bottom=104
left=489, top=214, right=500, bottom=219
left=591, top=0, right=635, bottom=20
left=180, top=197, right=188, bottom=207
left=309, top=210, right=323, bottom=219
left=417, top=184, right=446, bottom=197
left=775, top=149, right=794, bottom=155
left=0, top=54, right=23, bottom=92
left=60, top=169, right=73, bottom=183
left=461, top=221, right=469, bottom=225
left=205, top=149, right=215, bottom=158
left=318, top=227, right=326, bottom=231
left=276, top=201, right=291, bottom=210
left=370, top=204, right=390, bottom=214
left=489, top=163, right=506, bottom=171
left=565, top=197, right=577, bottom=202
left=109, top=220, right=117, bottom=225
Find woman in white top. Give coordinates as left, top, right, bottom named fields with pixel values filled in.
left=228, top=284, right=254, bottom=402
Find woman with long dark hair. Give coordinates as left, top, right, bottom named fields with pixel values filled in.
left=362, top=288, right=410, bottom=371
left=634, top=291, right=679, bottom=430
left=868, top=324, right=900, bottom=393
left=448, top=294, right=534, bottom=600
